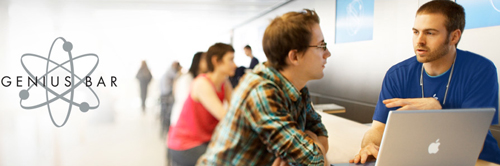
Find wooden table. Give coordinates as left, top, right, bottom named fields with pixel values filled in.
left=318, top=111, right=499, bottom=166
left=313, top=103, right=346, bottom=114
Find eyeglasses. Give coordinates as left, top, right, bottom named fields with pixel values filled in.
left=309, top=42, right=327, bottom=51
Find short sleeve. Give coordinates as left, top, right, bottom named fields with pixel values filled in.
left=461, top=65, right=499, bottom=125
left=373, top=69, right=403, bottom=124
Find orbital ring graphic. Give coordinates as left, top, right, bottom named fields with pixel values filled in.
left=19, top=37, right=100, bottom=127
left=346, top=0, right=364, bottom=36
left=491, top=0, right=500, bottom=12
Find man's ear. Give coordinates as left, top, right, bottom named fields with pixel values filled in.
left=450, top=29, right=462, bottom=46
left=286, top=49, right=300, bottom=66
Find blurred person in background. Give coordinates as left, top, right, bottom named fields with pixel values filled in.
left=167, top=43, right=236, bottom=166
left=160, top=61, right=182, bottom=137
left=228, top=66, right=246, bottom=88
left=244, top=45, right=259, bottom=70
left=169, top=52, right=207, bottom=128
left=136, top=60, right=152, bottom=112
left=228, top=45, right=259, bottom=88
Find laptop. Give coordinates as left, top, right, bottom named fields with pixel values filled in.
left=332, top=108, right=495, bottom=166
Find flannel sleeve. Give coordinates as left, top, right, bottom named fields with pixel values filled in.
left=241, top=84, right=325, bottom=165
left=304, top=102, right=328, bottom=138
left=302, top=87, right=328, bottom=137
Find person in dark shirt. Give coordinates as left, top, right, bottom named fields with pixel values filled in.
left=244, top=45, right=259, bottom=69
left=136, top=60, right=152, bottom=112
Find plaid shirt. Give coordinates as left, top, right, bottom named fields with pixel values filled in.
left=197, top=64, right=328, bottom=166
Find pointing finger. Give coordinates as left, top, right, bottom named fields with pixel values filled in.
left=382, top=98, right=401, bottom=104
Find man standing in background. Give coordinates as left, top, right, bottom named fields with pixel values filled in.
left=244, top=45, right=259, bottom=70
left=160, top=61, right=181, bottom=136
left=136, top=60, right=152, bottom=112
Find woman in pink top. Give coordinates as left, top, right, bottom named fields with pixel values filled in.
left=167, top=43, right=236, bottom=166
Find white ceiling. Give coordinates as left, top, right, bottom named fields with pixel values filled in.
left=6, top=0, right=291, bottom=39
left=3, top=0, right=292, bottom=78
left=55, top=0, right=289, bottom=33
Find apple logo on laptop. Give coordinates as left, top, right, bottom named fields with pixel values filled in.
left=428, top=139, right=440, bottom=154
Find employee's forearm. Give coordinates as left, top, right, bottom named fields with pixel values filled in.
left=361, top=128, right=383, bottom=148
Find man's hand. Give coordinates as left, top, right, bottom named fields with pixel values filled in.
left=271, top=130, right=330, bottom=166
left=305, top=130, right=319, bottom=141
left=272, top=157, right=289, bottom=166
left=349, top=143, right=379, bottom=164
left=305, top=130, right=330, bottom=166
left=383, top=97, right=442, bottom=111
left=318, top=136, right=329, bottom=154
left=305, top=130, right=327, bottom=154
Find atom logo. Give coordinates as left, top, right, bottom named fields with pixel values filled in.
left=491, top=0, right=500, bottom=12
left=19, top=37, right=100, bottom=127
left=346, top=0, right=364, bottom=36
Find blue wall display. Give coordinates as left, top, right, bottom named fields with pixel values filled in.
left=335, top=0, right=374, bottom=44
left=457, top=0, right=500, bottom=29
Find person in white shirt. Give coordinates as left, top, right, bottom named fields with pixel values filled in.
left=160, top=61, right=181, bottom=136
left=170, top=52, right=207, bottom=127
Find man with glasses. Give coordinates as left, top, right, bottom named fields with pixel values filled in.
left=197, top=9, right=331, bottom=166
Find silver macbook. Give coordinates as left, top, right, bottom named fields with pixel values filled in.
left=333, top=108, right=495, bottom=166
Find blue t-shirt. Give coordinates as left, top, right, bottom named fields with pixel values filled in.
left=373, top=49, right=500, bottom=164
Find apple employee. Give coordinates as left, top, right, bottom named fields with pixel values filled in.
left=350, top=0, right=500, bottom=164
